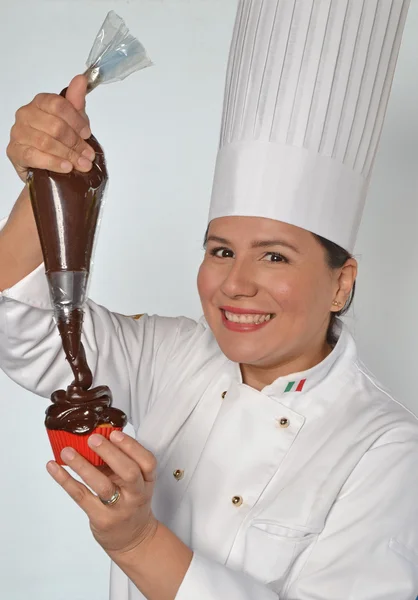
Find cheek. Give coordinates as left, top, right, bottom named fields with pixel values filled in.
left=197, top=262, right=216, bottom=305
left=266, top=275, right=307, bottom=311
left=266, top=272, right=325, bottom=315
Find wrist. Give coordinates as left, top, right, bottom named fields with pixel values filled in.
left=107, top=515, right=159, bottom=561
left=107, top=519, right=193, bottom=600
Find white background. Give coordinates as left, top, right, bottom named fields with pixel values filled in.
left=0, top=1, right=417, bottom=599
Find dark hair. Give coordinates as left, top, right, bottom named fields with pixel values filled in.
left=203, top=227, right=355, bottom=346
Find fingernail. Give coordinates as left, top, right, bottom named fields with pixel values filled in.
left=46, top=461, right=59, bottom=474
left=110, top=430, right=124, bottom=443
left=82, top=148, right=95, bottom=161
left=61, top=160, right=73, bottom=172
left=80, top=126, right=91, bottom=139
left=88, top=434, right=103, bottom=448
left=61, top=447, right=76, bottom=462
left=77, top=156, right=92, bottom=170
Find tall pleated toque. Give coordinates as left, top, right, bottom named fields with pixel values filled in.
left=209, top=0, right=410, bottom=251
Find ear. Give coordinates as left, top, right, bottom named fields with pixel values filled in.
left=331, top=258, right=358, bottom=311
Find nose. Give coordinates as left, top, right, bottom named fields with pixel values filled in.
left=220, top=259, right=258, bottom=299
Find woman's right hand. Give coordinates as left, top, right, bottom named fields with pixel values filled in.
left=6, top=74, right=96, bottom=182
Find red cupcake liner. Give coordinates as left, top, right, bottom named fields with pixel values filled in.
left=46, top=426, right=123, bottom=466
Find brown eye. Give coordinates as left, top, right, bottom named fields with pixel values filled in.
left=210, top=247, right=234, bottom=259
left=262, top=252, right=287, bottom=263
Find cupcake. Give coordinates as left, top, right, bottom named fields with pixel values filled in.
left=45, top=384, right=127, bottom=466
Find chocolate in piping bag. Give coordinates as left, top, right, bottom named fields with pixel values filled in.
left=27, top=12, right=151, bottom=434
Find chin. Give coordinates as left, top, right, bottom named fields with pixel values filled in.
left=214, top=336, right=270, bottom=366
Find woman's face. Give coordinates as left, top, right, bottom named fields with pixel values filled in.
left=197, top=216, right=354, bottom=373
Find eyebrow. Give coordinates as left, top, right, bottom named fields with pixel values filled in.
left=205, top=235, right=300, bottom=253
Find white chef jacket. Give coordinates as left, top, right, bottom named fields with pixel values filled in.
left=1, top=242, right=418, bottom=599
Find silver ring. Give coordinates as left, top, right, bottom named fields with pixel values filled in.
left=99, top=487, right=121, bottom=506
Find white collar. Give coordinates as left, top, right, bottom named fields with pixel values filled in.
left=200, top=316, right=357, bottom=405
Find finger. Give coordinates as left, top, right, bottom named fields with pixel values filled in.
left=33, top=92, right=91, bottom=139
left=29, top=111, right=95, bottom=161
left=10, top=123, right=94, bottom=172
left=65, top=74, right=89, bottom=112
left=58, top=447, right=119, bottom=503
left=65, top=75, right=90, bottom=126
left=7, top=141, right=74, bottom=174
left=88, top=433, right=157, bottom=487
left=46, top=458, right=98, bottom=514
left=110, top=432, right=157, bottom=484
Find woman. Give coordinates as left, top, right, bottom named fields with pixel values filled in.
left=1, top=2, right=417, bottom=599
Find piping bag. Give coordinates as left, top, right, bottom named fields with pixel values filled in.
left=27, top=11, right=152, bottom=464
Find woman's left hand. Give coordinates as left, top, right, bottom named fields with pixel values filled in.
left=46, top=430, right=158, bottom=554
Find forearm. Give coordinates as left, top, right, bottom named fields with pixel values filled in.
left=0, top=186, right=43, bottom=291
left=108, top=521, right=193, bottom=600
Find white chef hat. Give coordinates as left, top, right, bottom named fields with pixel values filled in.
left=209, top=0, right=410, bottom=252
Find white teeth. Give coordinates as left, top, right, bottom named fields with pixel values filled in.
left=224, top=311, right=273, bottom=324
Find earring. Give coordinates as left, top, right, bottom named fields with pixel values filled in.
left=332, top=300, right=342, bottom=307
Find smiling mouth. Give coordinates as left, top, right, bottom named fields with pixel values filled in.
left=221, top=310, right=275, bottom=325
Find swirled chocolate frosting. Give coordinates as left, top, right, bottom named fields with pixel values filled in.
left=46, top=383, right=127, bottom=434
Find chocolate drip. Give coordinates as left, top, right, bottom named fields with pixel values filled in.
left=46, top=308, right=127, bottom=434
left=57, top=309, right=93, bottom=390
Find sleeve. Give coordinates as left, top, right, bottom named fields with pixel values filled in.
left=175, top=429, right=418, bottom=600
left=176, top=552, right=279, bottom=600
left=0, top=221, right=196, bottom=429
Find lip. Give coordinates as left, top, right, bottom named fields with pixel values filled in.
left=220, top=309, right=274, bottom=333
left=220, top=305, right=273, bottom=315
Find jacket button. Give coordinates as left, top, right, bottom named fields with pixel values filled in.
left=278, top=417, right=290, bottom=428
left=173, top=469, right=184, bottom=481
left=221, top=391, right=227, bottom=399
left=232, top=495, right=243, bottom=507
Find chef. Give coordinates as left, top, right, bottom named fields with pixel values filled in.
left=1, top=1, right=417, bottom=599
